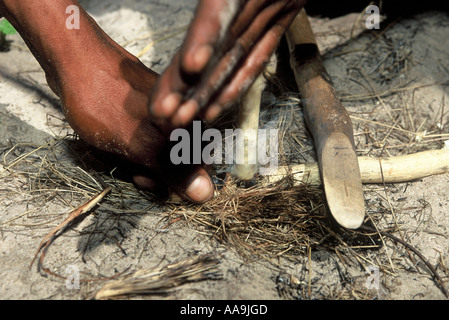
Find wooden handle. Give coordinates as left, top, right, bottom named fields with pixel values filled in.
left=285, top=9, right=356, bottom=155
left=285, top=9, right=365, bottom=229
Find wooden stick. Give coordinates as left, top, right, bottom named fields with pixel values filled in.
left=286, top=9, right=365, bottom=229
left=264, top=149, right=449, bottom=186
left=233, top=73, right=265, bottom=180
left=358, top=149, right=449, bottom=183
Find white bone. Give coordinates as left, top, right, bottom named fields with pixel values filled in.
left=233, top=73, right=265, bottom=180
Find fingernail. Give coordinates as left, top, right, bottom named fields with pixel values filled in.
left=172, top=99, right=199, bottom=127
left=204, top=103, right=222, bottom=122
left=159, top=93, right=181, bottom=117
left=186, top=174, right=213, bottom=203
left=193, top=45, right=213, bottom=72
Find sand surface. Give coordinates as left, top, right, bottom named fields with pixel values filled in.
left=0, top=1, right=448, bottom=300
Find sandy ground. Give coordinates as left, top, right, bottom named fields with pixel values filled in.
left=0, top=1, right=448, bottom=300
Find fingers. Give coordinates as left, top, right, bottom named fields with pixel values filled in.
left=133, top=163, right=214, bottom=203
left=186, top=0, right=293, bottom=108
left=180, top=0, right=238, bottom=74
left=149, top=0, right=245, bottom=128
left=171, top=166, right=214, bottom=203
left=129, top=120, right=215, bottom=203
left=132, top=166, right=214, bottom=203
left=205, top=3, right=302, bottom=113
left=149, top=0, right=304, bottom=129
left=145, top=0, right=304, bottom=201
left=180, top=0, right=269, bottom=74
left=149, top=53, right=185, bottom=119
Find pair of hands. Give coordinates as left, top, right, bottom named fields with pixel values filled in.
left=143, top=0, right=303, bottom=202
left=1, top=0, right=304, bottom=203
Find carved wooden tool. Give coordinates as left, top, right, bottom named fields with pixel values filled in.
left=285, top=9, right=365, bottom=229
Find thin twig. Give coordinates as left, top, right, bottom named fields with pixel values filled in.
left=359, top=225, right=449, bottom=299
left=30, top=186, right=111, bottom=269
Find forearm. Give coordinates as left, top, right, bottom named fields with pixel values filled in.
left=0, top=0, right=106, bottom=95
